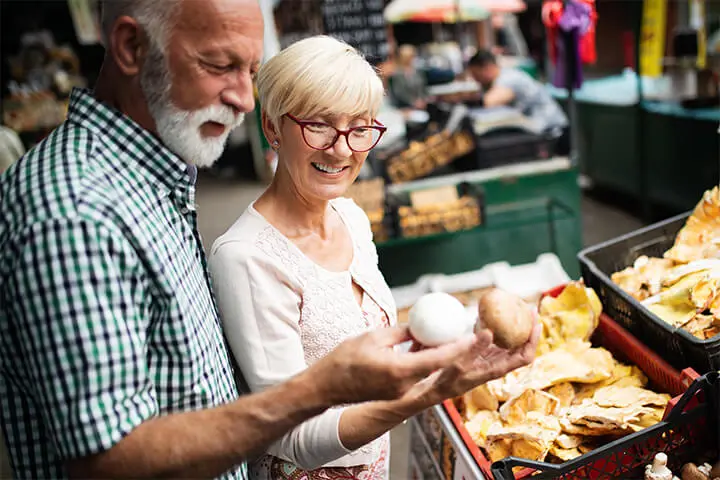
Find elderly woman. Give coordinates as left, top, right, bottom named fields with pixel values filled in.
left=209, top=35, right=536, bottom=480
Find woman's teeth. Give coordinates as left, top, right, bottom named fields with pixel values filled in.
left=312, top=163, right=344, bottom=174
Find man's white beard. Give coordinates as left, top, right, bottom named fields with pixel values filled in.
left=139, top=45, right=245, bottom=168
left=151, top=102, right=244, bottom=168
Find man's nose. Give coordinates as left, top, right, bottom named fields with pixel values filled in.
left=220, top=74, right=255, bottom=114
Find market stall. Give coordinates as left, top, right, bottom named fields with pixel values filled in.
left=547, top=0, right=720, bottom=220
left=550, top=73, right=720, bottom=219
left=641, top=101, right=720, bottom=215
left=373, top=157, right=582, bottom=286
left=399, top=279, right=708, bottom=479
left=1, top=1, right=95, bottom=151
left=359, top=0, right=585, bottom=286
left=391, top=171, right=720, bottom=478
left=548, top=72, right=645, bottom=199
left=349, top=92, right=582, bottom=286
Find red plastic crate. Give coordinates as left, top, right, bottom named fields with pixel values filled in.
left=443, top=284, right=700, bottom=480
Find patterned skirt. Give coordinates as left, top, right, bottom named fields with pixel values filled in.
left=249, top=434, right=390, bottom=480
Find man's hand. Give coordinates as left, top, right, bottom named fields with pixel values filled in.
left=310, top=326, right=478, bottom=406
left=402, top=321, right=541, bottom=410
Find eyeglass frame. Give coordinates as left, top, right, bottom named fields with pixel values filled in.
left=284, top=113, right=387, bottom=153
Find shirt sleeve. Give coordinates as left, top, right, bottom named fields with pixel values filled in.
left=208, top=242, right=358, bottom=470
left=494, top=69, right=524, bottom=93
left=4, top=217, right=157, bottom=460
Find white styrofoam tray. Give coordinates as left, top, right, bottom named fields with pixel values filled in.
left=390, top=274, right=441, bottom=310
left=428, top=253, right=569, bottom=300
left=391, top=253, right=571, bottom=323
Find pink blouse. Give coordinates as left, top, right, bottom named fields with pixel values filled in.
left=208, top=198, right=398, bottom=480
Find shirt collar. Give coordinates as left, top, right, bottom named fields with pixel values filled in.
left=187, top=164, right=198, bottom=186
left=65, top=87, right=194, bottom=193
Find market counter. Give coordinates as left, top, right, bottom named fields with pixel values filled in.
left=549, top=74, right=643, bottom=198
left=409, top=406, right=486, bottom=479
left=549, top=74, right=720, bottom=217
left=640, top=101, right=720, bottom=214
left=376, top=158, right=582, bottom=287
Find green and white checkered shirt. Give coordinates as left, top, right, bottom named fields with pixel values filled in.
left=0, top=88, right=245, bottom=479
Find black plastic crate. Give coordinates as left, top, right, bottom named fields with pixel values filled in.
left=473, top=129, right=558, bottom=169
left=577, top=212, right=720, bottom=373
left=491, top=372, right=720, bottom=480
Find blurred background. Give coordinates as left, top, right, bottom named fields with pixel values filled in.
left=2, top=0, right=720, bottom=478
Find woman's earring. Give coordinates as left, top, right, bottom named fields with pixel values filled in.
left=271, top=140, right=280, bottom=151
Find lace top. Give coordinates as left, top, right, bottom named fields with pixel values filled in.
left=208, top=197, right=397, bottom=475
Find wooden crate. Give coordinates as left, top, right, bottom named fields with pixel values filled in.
left=398, top=196, right=482, bottom=238
left=386, top=130, right=475, bottom=184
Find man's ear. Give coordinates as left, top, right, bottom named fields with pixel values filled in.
left=108, top=15, right=149, bottom=76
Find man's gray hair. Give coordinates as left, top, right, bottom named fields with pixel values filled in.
left=101, top=0, right=180, bottom=50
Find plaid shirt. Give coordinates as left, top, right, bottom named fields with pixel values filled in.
left=0, top=88, right=245, bottom=479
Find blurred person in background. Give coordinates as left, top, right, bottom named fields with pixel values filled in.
left=467, top=49, right=569, bottom=154
left=209, top=35, right=539, bottom=480
left=389, top=44, right=428, bottom=110
left=0, top=126, right=25, bottom=174
left=491, top=13, right=510, bottom=56
left=0, top=1, right=521, bottom=479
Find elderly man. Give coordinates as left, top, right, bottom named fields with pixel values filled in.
left=0, top=1, right=537, bottom=479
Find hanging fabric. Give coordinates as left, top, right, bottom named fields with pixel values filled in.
left=576, top=0, right=598, bottom=64
left=542, top=0, right=597, bottom=66
left=552, top=24, right=583, bottom=88
left=542, top=0, right=564, bottom=65
left=543, top=0, right=596, bottom=88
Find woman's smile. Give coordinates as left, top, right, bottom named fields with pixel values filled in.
left=311, top=162, right=349, bottom=176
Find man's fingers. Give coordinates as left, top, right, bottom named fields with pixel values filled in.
left=517, top=324, right=542, bottom=363
left=521, top=323, right=542, bottom=356
left=501, top=323, right=543, bottom=372
left=371, top=325, right=413, bottom=347
left=474, top=328, right=493, bottom=350
left=402, top=334, right=477, bottom=376
left=502, top=320, right=541, bottom=356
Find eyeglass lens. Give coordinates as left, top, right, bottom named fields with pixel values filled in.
left=303, top=124, right=381, bottom=151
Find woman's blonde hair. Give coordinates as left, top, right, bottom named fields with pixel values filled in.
left=256, top=35, right=385, bottom=129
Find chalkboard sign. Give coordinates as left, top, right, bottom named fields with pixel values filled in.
left=322, top=0, right=389, bottom=64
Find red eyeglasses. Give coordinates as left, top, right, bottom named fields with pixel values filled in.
left=285, top=113, right=387, bottom=153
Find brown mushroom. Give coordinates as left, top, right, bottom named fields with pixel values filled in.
left=682, top=463, right=710, bottom=480
left=710, top=459, right=720, bottom=479
left=476, top=288, right=533, bottom=350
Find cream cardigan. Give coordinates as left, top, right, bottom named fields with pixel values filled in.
left=208, top=197, right=397, bottom=471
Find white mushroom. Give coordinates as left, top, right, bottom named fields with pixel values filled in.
left=646, top=453, right=674, bottom=480
left=408, top=293, right=474, bottom=347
